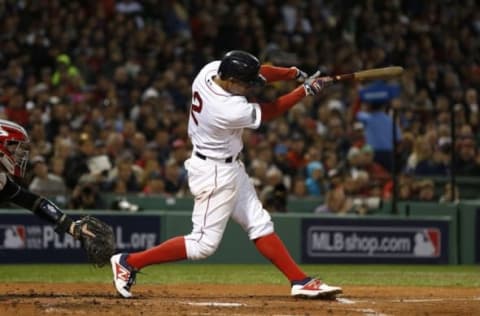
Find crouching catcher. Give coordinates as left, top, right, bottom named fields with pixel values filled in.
left=0, top=119, right=115, bottom=266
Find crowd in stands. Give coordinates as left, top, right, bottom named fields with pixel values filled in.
left=0, top=0, right=478, bottom=213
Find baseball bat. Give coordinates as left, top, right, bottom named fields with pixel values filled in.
left=330, top=66, right=404, bottom=82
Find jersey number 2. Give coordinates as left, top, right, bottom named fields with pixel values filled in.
left=190, top=91, right=203, bottom=125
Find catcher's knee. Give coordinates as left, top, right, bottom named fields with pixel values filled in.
left=185, top=238, right=218, bottom=260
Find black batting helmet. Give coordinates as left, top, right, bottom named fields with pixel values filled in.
left=218, top=50, right=266, bottom=87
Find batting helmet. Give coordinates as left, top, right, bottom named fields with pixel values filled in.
left=218, top=50, right=266, bottom=87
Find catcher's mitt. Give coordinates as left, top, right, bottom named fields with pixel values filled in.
left=72, top=216, right=115, bottom=267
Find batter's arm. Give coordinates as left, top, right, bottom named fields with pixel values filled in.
left=260, top=65, right=299, bottom=83
left=260, top=73, right=330, bottom=121
left=259, top=86, right=306, bottom=121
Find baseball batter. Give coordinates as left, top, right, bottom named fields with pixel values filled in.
left=111, top=50, right=342, bottom=299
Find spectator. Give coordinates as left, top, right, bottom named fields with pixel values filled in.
left=68, top=182, right=106, bottom=210
left=142, top=172, right=166, bottom=196
left=150, top=130, right=172, bottom=165
left=360, top=145, right=391, bottom=188
left=325, top=109, right=350, bottom=157
left=51, top=54, right=82, bottom=87
left=28, top=155, right=67, bottom=206
left=465, top=88, right=479, bottom=128
left=357, top=101, right=402, bottom=172
left=455, top=138, right=480, bottom=176
left=315, top=169, right=352, bottom=215
left=322, top=150, right=339, bottom=174
left=50, top=156, right=66, bottom=179
left=105, top=132, right=126, bottom=163
left=439, top=183, right=460, bottom=204
left=29, top=122, right=52, bottom=157
left=416, top=179, right=436, bottom=202
left=63, top=133, right=96, bottom=190
left=5, top=89, right=29, bottom=127
left=398, top=182, right=413, bottom=201
left=273, top=143, right=295, bottom=178
left=350, top=122, right=366, bottom=148
left=104, top=152, right=143, bottom=193
left=291, top=175, right=308, bottom=198
left=249, top=159, right=269, bottom=190
left=136, top=144, right=162, bottom=185
left=407, top=136, right=446, bottom=176
left=170, top=138, right=189, bottom=183
left=163, top=158, right=187, bottom=197
left=263, top=182, right=289, bottom=213
left=304, top=161, right=324, bottom=197
left=346, top=147, right=362, bottom=177
left=261, top=167, right=288, bottom=213
left=128, top=132, right=147, bottom=161
left=286, top=132, right=307, bottom=170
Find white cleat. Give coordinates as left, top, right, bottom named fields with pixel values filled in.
left=111, top=253, right=137, bottom=298
left=291, top=277, right=342, bottom=299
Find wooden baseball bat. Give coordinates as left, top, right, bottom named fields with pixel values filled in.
left=331, top=66, right=404, bottom=82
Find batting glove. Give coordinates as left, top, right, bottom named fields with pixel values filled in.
left=303, top=71, right=332, bottom=96
left=292, top=67, right=308, bottom=83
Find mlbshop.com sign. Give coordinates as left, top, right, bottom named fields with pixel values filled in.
left=0, top=213, right=161, bottom=263
left=302, top=218, right=449, bottom=264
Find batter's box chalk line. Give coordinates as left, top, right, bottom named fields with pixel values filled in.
left=336, top=297, right=356, bottom=304
left=184, top=301, right=246, bottom=307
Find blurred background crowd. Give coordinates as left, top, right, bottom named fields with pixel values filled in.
left=0, top=0, right=479, bottom=213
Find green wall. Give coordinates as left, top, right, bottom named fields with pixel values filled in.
left=158, top=212, right=460, bottom=264
left=3, top=197, right=478, bottom=264
left=103, top=195, right=478, bottom=264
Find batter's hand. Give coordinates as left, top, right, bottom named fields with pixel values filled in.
left=292, top=67, right=308, bottom=83
left=303, top=71, right=333, bottom=96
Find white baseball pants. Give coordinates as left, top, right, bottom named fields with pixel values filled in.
left=183, top=154, right=274, bottom=260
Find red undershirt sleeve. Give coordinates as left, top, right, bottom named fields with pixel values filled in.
left=260, top=86, right=306, bottom=122
left=260, top=65, right=297, bottom=82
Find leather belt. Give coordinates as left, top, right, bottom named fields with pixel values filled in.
left=195, top=152, right=234, bottom=163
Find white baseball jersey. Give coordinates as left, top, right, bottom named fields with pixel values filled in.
left=188, top=61, right=262, bottom=159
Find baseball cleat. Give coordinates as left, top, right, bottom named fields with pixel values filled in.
left=111, top=253, right=137, bottom=298
left=291, top=277, right=342, bottom=299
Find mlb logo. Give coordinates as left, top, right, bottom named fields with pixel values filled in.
left=413, top=229, right=441, bottom=257
left=0, top=225, right=26, bottom=249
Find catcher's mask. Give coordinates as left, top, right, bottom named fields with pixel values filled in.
left=0, top=119, right=30, bottom=177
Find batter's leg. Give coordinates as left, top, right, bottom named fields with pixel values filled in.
left=231, top=165, right=306, bottom=282
left=184, top=184, right=236, bottom=260
left=112, top=161, right=237, bottom=298
left=128, top=163, right=236, bottom=269
left=126, top=236, right=187, bottom=269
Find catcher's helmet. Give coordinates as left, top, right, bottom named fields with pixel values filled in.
left=0, top=119, right=29, bottom=177
left=218, top=50, right=266, bottom=87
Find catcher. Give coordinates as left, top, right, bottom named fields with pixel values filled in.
left=0, top=119, right=115, bottom=266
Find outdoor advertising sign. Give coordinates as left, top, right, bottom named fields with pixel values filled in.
left=302, top=218, right=449, bottom=264
left=0, top=213, right=160, bottom=263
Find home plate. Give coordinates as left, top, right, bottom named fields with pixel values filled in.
left=186, top=302, right=246, bottom=307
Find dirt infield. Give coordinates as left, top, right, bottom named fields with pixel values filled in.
left=0, top=283, right=478, bottom=315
